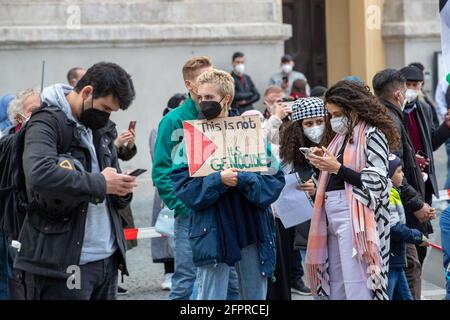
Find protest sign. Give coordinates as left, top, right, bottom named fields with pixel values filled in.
left=182, top=115, right=268, bottom=177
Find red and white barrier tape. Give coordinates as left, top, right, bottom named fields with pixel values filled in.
left=433, top=190, right=450, bottom=203
left=430, top=243, right=443, bottom=251
left=124, top=227, right=165, bottom=240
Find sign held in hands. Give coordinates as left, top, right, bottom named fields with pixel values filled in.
left=182, top=115, right=268, bottom=177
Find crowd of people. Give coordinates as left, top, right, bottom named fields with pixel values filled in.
left=0, top=52, right=450, bottom=301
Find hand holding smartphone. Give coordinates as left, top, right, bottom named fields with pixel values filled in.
left=128, top=121, right=137, bottom=131
left=299, top=147, right=311, bottom=158
left=128, top=168, right=147, bottom=177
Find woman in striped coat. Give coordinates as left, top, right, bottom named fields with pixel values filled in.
left=305, top=80, right=400, bottom=300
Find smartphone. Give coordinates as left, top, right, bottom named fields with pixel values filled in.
left=283, top=101, right=296, bottom=110
left=128, top=121, right=137, bottom=131
left=299, top=147, right=311, bottom=157
left=129, top=168, right=147, bottom=177
left=282, top=98, right=296, bottom=110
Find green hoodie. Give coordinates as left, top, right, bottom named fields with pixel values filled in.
left=152, top=96, right=198, bottom=217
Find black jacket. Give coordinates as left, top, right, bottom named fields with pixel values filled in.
left=14, top=106, right=131, bottom=279
left=383, top=99, right=450, bottom=234
left=230, top=72, right=260, bottom=114
left=446, top=85, right=450, bottom=108
left=382, top=99, right=428, bottom=232
left=404, top=98, right=450, bottom=198
left=423, top=96, right=440, bottom=129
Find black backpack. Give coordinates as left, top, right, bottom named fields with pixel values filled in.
left=0, top=106, right=73, bottom=240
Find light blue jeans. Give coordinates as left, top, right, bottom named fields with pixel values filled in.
left=445, top=140, right=450, bottom=190
left=440, top=207, right=450, bottom=300
left=196, top=244, right=267, bottom=300
left=169, top=215, right=197, bottom=300
left=387, top=267, right=413, bottom=300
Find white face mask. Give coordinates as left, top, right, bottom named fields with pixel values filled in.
left=330, top=116, right=349, bottom=135
left=234, top=63, right=245, bottom=74
left=405, top=89, right=419, bottom=104
left=281, top=64, right=293, bottom=74
left=303, top=124, right=325, bottom=144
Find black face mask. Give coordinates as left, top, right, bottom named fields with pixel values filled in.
left=80, top=96, right=110, bottom=130
left=199, top=97, right=225, bottom=120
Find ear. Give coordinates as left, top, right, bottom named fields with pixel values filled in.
left=225, top=94, right=232, bottom=107
left=80, top=85, right=93, bottom=100
left=185, top=80, right=192, bottom=91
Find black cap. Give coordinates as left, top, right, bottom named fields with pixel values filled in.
left=281, top=54, right=294, bottom=63
left=310, top=86, right=327, bottom=98
left=400, top=66, right=424, bottom=82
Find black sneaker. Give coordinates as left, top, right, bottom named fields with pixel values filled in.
left=291, top=278, right=312, bottom=296
left=117, top=286, right=129, bottom=296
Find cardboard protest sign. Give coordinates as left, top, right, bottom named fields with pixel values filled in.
left=182, top=115, right=268, bottom=177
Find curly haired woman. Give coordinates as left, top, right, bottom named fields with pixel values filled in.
left=305, top=80, right=400, bottom=300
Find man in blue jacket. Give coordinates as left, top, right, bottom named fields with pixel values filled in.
left=171, top=69, right=285, bottom=300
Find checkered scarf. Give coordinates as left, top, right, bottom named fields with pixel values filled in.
left=292, top=97, right=326, bottom=122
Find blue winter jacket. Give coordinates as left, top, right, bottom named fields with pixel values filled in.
left=171, top=167, right=285, bottom=278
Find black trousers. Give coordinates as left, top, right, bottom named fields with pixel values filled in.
left=10, top=252, right=119, bottom=300
left=267, top=218, right=291, bottom=300
left=266, top=218, right=305, bottom=300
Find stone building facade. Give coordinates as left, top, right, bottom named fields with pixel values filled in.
left=0, top=0, right=443, bottom=168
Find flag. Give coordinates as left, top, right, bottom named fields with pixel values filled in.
left=441, top=0, right=450, bottom=83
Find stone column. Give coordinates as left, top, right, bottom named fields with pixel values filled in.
left=325, top=0, right=385, bottom=87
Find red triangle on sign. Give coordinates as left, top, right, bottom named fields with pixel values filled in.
left=183, top=122, right=217, bottom=176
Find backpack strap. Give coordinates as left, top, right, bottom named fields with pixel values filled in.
left=28, top=104, right=74, bottom=154
left=50, top=108, right=74, bottom=154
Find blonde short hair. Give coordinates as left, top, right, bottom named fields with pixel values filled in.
left=196, top=69, right=235, bottom=102
left=182, top=56, right=213, bottom=81
left=8, top=87, right=40, bottom=125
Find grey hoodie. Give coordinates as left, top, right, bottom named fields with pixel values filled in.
left=41, top=84, right=117, bottom=265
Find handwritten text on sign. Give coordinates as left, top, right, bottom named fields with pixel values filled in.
left=182, top=115, right=268, bottom=177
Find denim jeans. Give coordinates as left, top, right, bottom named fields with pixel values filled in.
left=445, top=140, right=450, bottom=190
left=169, top=215, right=198, bottom=300
left=440, top=207, right=450, bottom=300
left=0, top=233, right=14, bottom=300
left=387, top=267, right=413, bottom=300
left=196, top=244, right=267, bottom=300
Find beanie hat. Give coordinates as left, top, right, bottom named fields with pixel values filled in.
left=388, top=154, right=402, bottom=178
left=292, top=97, right=327, bottom=122
left=400, top=66, right=424, bottom=82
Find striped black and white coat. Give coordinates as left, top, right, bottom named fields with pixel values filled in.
left=352, top=126, right=392, bottom=300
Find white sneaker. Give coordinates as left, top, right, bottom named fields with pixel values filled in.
left=161, top=273, right=173, bottom=291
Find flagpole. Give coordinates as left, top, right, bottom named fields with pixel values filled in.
left=40, top=60, right=45, bottom=93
